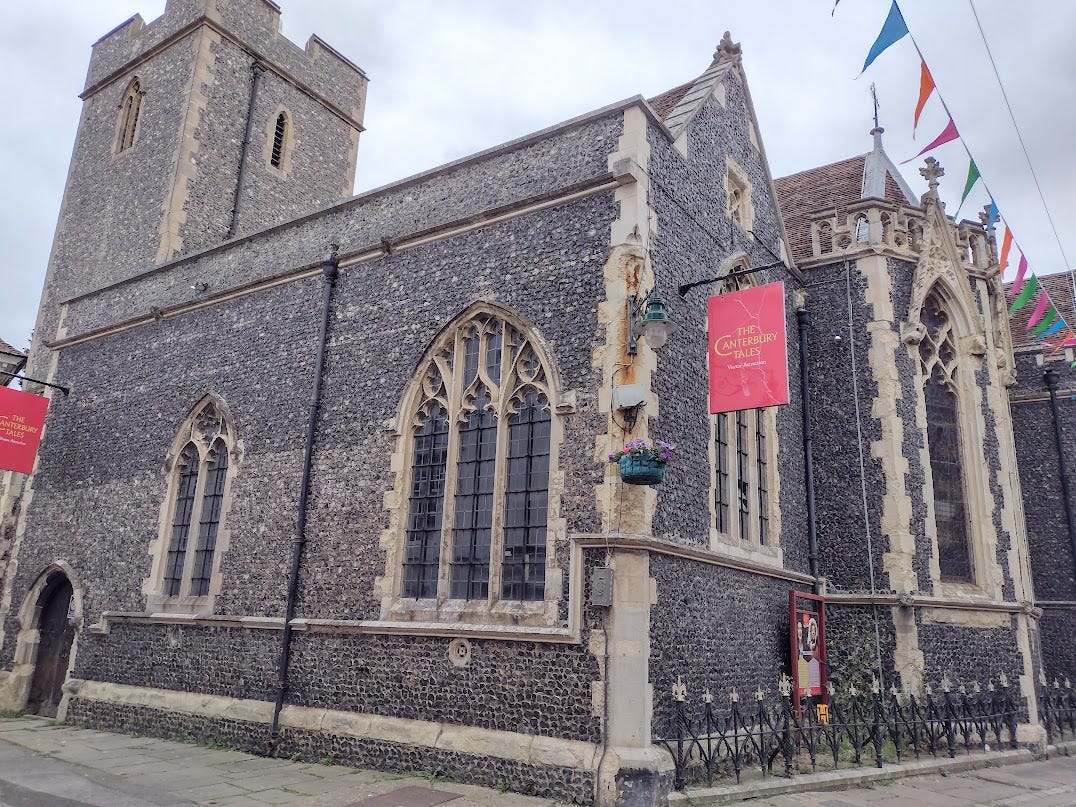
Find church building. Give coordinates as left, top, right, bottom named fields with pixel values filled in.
left=0, top=2, right=1071, bottom=805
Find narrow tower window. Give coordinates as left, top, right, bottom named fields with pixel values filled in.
left=116, top=79, right=143, bottom=153
left=271, top=112, right=287, bottom=168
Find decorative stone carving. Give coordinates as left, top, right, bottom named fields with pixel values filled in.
left=712, top=31, right=742, bottom=65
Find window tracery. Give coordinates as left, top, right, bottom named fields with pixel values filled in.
left=400, top=309, right=555, bottom=604
left=149, top=397, right=237, bottom=611
left=918, top=290, right=974, bottom=583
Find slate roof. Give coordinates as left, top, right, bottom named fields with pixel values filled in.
left=0, top=337, right=25, bottom=357
left=1006, top=272, right=1076, bottom=350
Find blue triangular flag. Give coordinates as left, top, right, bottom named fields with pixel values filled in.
left=861, top=2, right=910, bottom=74
left=986, top=200, right=999, bottom=231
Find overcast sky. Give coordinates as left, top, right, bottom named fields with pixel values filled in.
left=2, top=0, right=1074, bottom=352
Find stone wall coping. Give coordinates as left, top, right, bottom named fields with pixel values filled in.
left=87, top=611, right=581, bottom=644
left=1035, top=600, right=1076, bottom=608
left=573, top=533, right=816, bottom=585
left=826, top=591, right=1039, bottom=615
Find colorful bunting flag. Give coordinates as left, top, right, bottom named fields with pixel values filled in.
left=1042, top=319, right=1067, bottom=338
left=1027, top=293, right=1050, bottom=330
left=1009, top=274, right=1037, bottom=315
left=986, top=200, right=999, bottom=231
left=955, top=160, right=980, bottom=216
left=861, top=1, right=910, bottom=74
left=901, top=117, right=958, bottom=163
left=913, top=61, right=935, bottom=137
left=1031, top=308, right=1060, bottom=338
left=1011, top=254, right=1029, bottom=297
left=999, top=228, right=1013, bottom=277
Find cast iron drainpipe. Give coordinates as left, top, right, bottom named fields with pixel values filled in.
left=227, top=61, right=265, bottom=239
left=269, top=249, right=339, bottom=752
left=1044, top=368, right=1076, bottom=575
left=797, top=305, right=821, bottom=592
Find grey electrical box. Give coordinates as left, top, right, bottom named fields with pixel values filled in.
left=612, top=383, right=646, bottom=411
left=591, top=567, right=613, bottom=607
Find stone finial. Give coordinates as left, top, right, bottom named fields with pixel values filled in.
left=920, top=157, right=944, bottom=199
left=712, top=31, right=742, bottom=66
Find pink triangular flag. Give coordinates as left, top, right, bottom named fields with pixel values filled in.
left=1010, top=254, right=1029, bottom=297
left=901, top=117, right=959, bottom=164
left=1026, top=291, right=1050, bottom=330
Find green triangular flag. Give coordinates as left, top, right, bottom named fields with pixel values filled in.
left=1009, top=275, right=1038, bottom=315
left=954, top=160, right=980, bottom=217
left=1031, top=308, right=1060, bottom=338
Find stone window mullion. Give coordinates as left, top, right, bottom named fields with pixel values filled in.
left=176, top=448, right=211, bottom=599
left=437, top=333, right=466, bottom=600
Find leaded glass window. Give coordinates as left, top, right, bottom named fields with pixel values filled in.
left=400, top=310, right=555, bottom=603
left=157, top=398, right=235, bottom=603
left=713, top=407, right=775, bottom=547
left=918, top=290, right=974, bottom=583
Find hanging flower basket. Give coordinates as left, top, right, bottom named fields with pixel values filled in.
left=609, top=437, right=676, bottom=486
left=618, top=454, right=667, bottom=485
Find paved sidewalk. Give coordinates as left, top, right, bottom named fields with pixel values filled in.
left=0, top=716, right=569, bottom=806
left=0, top=715, right=1074, bottom=806
left=746, top=753, right=1076, bottom=806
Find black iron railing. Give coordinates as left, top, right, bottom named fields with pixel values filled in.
left=1039, top=673, right=1076, bottom=749
left=654, top=673, right=1030, bottom=791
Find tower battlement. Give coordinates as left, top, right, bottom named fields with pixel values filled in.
left=85, top=0, right=367, bottom=123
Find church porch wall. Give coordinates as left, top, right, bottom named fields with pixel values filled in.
left=801, top=262, right=891, bottom=592
left=644, top=83, right=807, bottom=566
left=1010, top=351, right=1076, bottom=605
left=1037, top=609, right=1076, bottom=677
left=62, top=114, right=624, bottom=339
left=647, top=554, right=811, bottom=738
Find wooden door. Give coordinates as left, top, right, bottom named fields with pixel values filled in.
left=28, top=578, right=74, bottom=718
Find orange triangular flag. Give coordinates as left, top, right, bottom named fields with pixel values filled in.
left=998, top=227, right=1013, bottom=277
left=913, top=61, right=935, bottom=138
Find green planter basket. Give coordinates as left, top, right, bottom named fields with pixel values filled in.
left=618, top=455, right=667, bottom=485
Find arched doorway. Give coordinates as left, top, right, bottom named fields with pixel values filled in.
left=27, top=574, right=75, bottom=717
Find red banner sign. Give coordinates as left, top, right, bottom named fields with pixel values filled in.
left=0, top=387, right=49, bottom=474
left=708, top=282, right=790, bottom=413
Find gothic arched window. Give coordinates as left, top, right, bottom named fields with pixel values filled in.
left=116, top=78, right=144, bottom=153
left=400, top=309, right=555, bottom=604
left=918, top=290, right=974, bottom=583
left=149, top=397, right=238, bottom=611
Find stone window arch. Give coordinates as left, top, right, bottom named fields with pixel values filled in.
left=914, top=285, right=989, bottom=587
left=115, top=77, right=144, bottom=154
left=854, top=214, right=870, bottom=243
left=382, top=304, right=564, bottom=624
left=264, top=106, right=294, bottom=176
left=146, top=395, right=239, bottom=613
left=707, top=255, right=780, bottom=561
left=815, top=220, right=833, bottom=256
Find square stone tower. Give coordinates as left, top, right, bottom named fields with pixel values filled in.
left=28, top=0, right=367, bottom=375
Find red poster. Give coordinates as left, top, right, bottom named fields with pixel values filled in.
left=708, top=282, right=789, bottom=413
left=790, top=590, right=827, bottom=715
left=0, top=387, right=49, bottom=474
